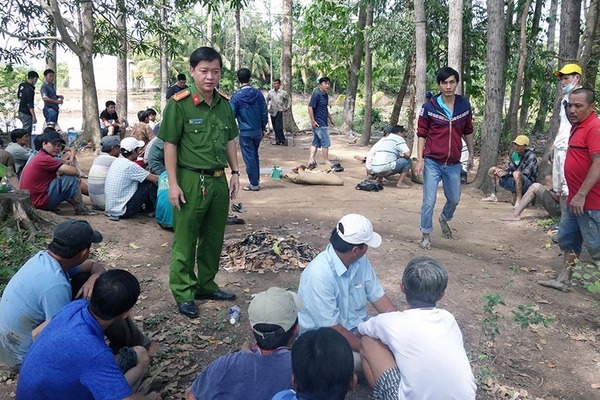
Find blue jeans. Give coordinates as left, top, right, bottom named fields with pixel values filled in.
left=558, top=205, right=600, bottom=261
left=43, top=108, right=59, bottom=123
left=46, top=175, right=80, bottom=210
left=420, top=158, right=462, bottom=234
left=239, top=134, right=262, bottom=187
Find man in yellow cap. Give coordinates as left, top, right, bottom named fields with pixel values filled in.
left=552, top=64, right=582, bottom=202
left=481, top=134, right=538, bottom=208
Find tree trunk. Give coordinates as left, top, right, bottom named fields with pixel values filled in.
left=390, top=51, right=414, bottom=126
left=508, top=0, right=532, bottom=140
left=359, top=3, right=374, bottom=146
left=281, top=0, right=299, bottom=132
left=79, top=52, right=101, bottom=146
left=474, top=0, right=506, bottom=192
left=45, top=25, right=57, bottom=75
left=518, top=0, right=542, bottom=133
left=448, top=0, right=464, bottom=95
left=584, top=6, right=600, bottom=85
left=160, top=0, right=168, bottom=113
left=234, top=6, right=241, bottom=74
left=411, top=0, right=426, bottom=158
left=539, top=0, right=583, bottom=180
left=532, top=0, right=558, bottom=134
left=341, top=5, right=366, bottom=135
left=580, top=0, right=600, bottom=75
left=207, top=9, right=213, bottom=46
left=116, top=0, right=127, bottom=129
left=0, top=192, right=45, bottom=242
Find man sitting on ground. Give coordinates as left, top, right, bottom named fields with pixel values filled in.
left=481, top=135, right=538, bottom=208
left=5, top=128, right=33, bottom=176
left=272, top=327, right=356, bottom=400
left=358, top=256, right=476, bottom=400
left=0, top=220, right=151, bottom=368
left=131, top=110, right=156, bottom=160
left=17, top=269, right=161, bottom=400
left=298, top=214, right=396, bottom=369
left=19, top=130, right=96, bottom=215
left=366, top=125, right=411, bottom=188
left=186, top=287, right=302, bottom=400
left=105, top=137, right=158, bottom=221
left=100, top=100, right=123, bottom=137
left=88, top=135, right=121, bottom=211
left=499, top=175, right=561, bottom=221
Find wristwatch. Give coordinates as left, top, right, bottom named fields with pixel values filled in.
left=231, top=170, right=240, bottom=175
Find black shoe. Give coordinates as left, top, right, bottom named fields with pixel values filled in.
left=195, top=289, right=236, bottom=301
left=177, top=301, right=199, bottom=318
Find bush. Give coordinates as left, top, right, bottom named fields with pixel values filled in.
left=0, top=225, right=44, bottom=296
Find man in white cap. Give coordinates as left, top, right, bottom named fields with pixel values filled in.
left=104, top=137, right=158, bottom=221
left=481, top=134, right=538, bottom=209
left=298, top=214, right=396, bottom=366
left=185, top=287, right=302, bottom=400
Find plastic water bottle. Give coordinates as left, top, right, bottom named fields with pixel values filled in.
left=0, top=177, right=9, bottom=193
left=228, top=305, right=241, bottom=325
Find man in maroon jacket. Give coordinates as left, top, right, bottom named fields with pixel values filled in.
left=416, top=67, right=474, bottom=249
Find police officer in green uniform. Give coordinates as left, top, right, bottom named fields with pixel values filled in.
left=158, top=47, right=241, bottom=318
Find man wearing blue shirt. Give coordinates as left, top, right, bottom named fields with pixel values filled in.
left=307, top=76, right=335, bottom=168
left=297, top=214, right=396, bottom=367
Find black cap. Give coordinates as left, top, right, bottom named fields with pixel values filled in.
left=383, top=125, right=405, bottom=134
left=42, top=130, right=66, bottom=144
left=52, top=220, right=103, bottom=248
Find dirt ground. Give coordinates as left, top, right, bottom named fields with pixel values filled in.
left=2, top=98, right=600, bottom=399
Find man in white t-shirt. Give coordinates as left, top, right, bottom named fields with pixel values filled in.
left=366, top=125, right=411, bottom=188
left=358, top=256, right=476, bottom=400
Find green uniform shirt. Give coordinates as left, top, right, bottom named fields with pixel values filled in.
left=158, top=85, right=238, bottom=170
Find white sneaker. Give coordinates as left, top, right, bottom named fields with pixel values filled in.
left=480, top=194, right=498, bottom=203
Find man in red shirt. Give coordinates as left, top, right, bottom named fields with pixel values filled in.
left=20, top=130, right=96, bottom=215
left=540, top=87, right=600, bottom=292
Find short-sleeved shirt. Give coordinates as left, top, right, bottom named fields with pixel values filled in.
left=166, top=83, right=189, bottom=99
left=40, top=82, right=58, bottom=110
left=19, top=149, right=64, bottom=209
left=298, top=244, right=385, bottom=332
left=17, top=81, right=36, bottom=114
left=158, top=86, right=238, bottom=170
left=272, top=390, right=301, bottom=400
left=147, top=137, right=165, bottom=175
left=0, top=251, right=80, bottom=367
left=308, top=89, right=329, bottom=127
left=5, top=142, right=32, bottom=175
left=189, top=347, right=293, bottom=400
left=88, top=152, right=118, bottom=210
left=16, top=299, right=132, bottom=400
left=368, top=134, right=410, bottom=174
left=358, top=309, right=476, bottom=400
left=131, top=122, right=155, bottom=157
left=565, top=112, right=600, bottom=209
left=104, top=156, right=150, bottom=217
left=99, top=110, right=119, bottom=124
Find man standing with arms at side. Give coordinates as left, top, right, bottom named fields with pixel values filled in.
left=230, top=68, right=268, bottom=192
left=266, top=79, right=290, bottom=146
left=539, top=88, right=600, bottom=292
left=158, top=47, right=240, bottom=319
left=40, top=69, right=64, bottom=126
left=307, top=76, right=335, bottom=168
left=416, top=66, right=474, bottom=250
left=17, top=71, right=39, bottom=138
left=166, top=73, right=189, bottom=100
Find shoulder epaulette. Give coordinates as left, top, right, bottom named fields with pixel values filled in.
left=216, top=88, right=230, bottom=101
left=172, top=90, right=191, bottom=102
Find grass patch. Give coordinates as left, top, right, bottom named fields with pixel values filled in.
left=0, top=224, right=45, bottom=296
left=536, top=216, right=560, bottom=229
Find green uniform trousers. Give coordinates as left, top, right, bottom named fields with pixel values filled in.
left=169, top=167, right=229, bottom=302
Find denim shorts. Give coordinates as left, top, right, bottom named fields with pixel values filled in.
left=499, top=174, right=532, bottom=194
left=311, top=126, right=330, bottom=148
left=43, top=108, right=59, bottom=123
left=558, top=206, right=600, bottom=261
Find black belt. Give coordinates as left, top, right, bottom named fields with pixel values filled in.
left=179, top=165, right=224, bottom=176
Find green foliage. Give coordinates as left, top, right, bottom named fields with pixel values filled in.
left=536, top=216, right=560, bottom=229
left=481, top=293, right=505, bottom=339
left=571, top=259, right=600, bottom=295
left=511, top=304, right=555, bottom=329
left=0, top=225, right=44, bottom=296
left=0, top=64, right=30, bottom=131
